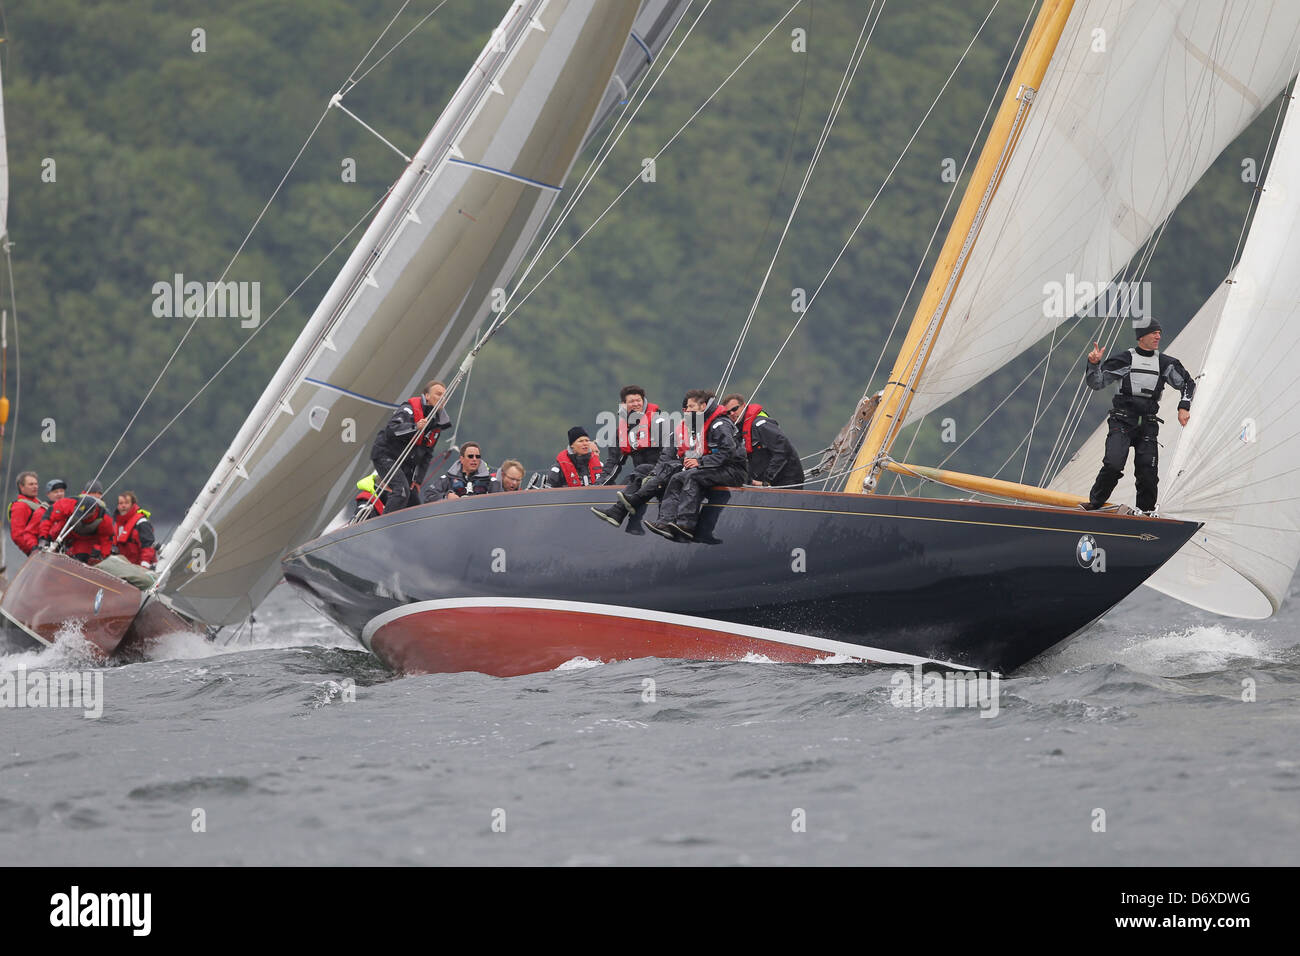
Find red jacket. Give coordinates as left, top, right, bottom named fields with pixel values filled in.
left=39, top=495, right=115, bottom=565
left=8, top=494, right=45, bottom=555
left=113, top=506, right=157, bottom=565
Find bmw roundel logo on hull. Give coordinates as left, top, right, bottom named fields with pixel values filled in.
left=1076, top=535, right=1098, bottom=568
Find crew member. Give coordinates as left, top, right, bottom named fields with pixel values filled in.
left=548, top=427, right=603, bottom=487
left=1082, top=319, right=1195, bottom=514
left=39, top=480, right=115, bottom=565
left=645, top=389, right=748, bottom=541
left=113, top=492, right=157, bottom=567
left=591, top=396, right=694, bottom=527
left=422, top=441, right=493, bottom=503
left=33, top=479, right=68, bottom=536
left=45, top=478, right=68, bottom=506
left=8, top=471, right=43, bottom=556
left=721, top=393, right=805, bottom=487
left=491, top=459, right=526, bottom=493
left=600, top=385, right=666, bottom=483
left=354, top=472, right=384, bottom=520
left=370, top=380, right=453, bottom=511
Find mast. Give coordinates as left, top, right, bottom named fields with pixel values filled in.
left=843, top=0, right=1075, bottom=494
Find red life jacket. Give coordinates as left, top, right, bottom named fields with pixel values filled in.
left=114, top=506, right=156, bottom=565
left=675, top=420, right=693, bottom=459
left=736, top=403, right=764, bottom=453
left=8, top=495, right=43, bottom=555
left=618, top=402, right=661, bottom=454
left=44, top=495, right=113, bottom=564
left=406, top=396, right=443, bottom=449
left=699, top=403, right=734, bottom=455
left=555, top=449, right=603, bottom=487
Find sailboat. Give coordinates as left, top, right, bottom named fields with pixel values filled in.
left=0, top=0, right=688, bottom=654
left=278, top=0, right=1300, bottom=677
left=6, top=1, right=1298, bottom=676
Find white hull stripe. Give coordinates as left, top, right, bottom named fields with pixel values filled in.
left=360, top=597, right=975, bottom=670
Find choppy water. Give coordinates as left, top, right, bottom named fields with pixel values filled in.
left=1, top=580, right=1298, bottom=865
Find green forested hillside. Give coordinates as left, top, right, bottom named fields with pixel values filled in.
left=0, top=0, right=1278, bottom=523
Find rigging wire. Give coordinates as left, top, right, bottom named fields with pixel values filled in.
left=745, top=0, right=1007, bottom=408
left=415, top=4, right=700, bottom=459
left=902, top=3, right=1257, bottom=498
left=471, top=0, right=802, bottom=351
left=359, top=0, right=814, bottom=522
left=80, top=3, right=454, bottom=508
left=715, top=0, right=884, bottom=398
left=97, top=191, right=392, bottom=493
left=59, top=4, right=479, bottom=556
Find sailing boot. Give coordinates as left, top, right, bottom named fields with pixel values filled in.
left=643, top=520, right=681, bottom=541
left=590, top=502, right=628, bottom=527
left=666, top=521, right=695, bottom=541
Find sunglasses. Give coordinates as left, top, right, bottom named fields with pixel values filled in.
left=464, top=453, right=481, bottom=459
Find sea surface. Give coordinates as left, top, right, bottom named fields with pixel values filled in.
left=1, top=578, right=1297, bottom=866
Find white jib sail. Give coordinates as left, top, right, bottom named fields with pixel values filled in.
left=1144, top=89, right=1300, bottom=618
left=158, top=0, right=644, bottom=626
left=903, top=0, right=1300, bottom=426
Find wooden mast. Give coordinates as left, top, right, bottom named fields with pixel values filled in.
left=843, top=0, right=1076, bottom=494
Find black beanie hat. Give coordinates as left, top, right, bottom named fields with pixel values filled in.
left=1133, top=318, right=1162, bottom=340
left=567, top=426, right=589, bottom=445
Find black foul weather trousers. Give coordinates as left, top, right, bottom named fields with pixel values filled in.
left=623, top=460, right=683, bottom=508
left=658, top=464, right=748, bottom=530
left=1088, top=414, right=1160, bottom=511
left=373, top=457, right=414, bottom=511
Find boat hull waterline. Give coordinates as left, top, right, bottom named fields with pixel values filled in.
left=281, top=486, right=1202, bottom=676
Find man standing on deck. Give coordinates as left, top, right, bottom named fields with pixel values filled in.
left=370, top=380, right=453, bottom=511
left=1081, top=319, right=1196, bottom=515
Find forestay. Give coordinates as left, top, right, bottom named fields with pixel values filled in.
left=157, top=0, right=650, bottom=626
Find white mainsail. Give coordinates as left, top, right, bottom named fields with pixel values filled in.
left=1141, top=90, right=1300, bottom=618
left=901, top=0, right=1300, bottom=426
left=157, top=0, right=654, bottom=626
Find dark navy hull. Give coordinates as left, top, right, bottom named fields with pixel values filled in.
left=281, top=486, right=1201, bottom=675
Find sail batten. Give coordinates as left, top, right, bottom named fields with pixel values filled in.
left=155, top=1, right=685, bottom=626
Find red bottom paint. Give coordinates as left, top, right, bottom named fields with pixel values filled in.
left=369, top=605, right=844, bottom=677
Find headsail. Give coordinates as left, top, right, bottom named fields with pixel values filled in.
left=1142, top=89, right=1300, bottom=618
left=905, top=0, right=1300, bottom=425
left=157, top=0, right=660, bottom=626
